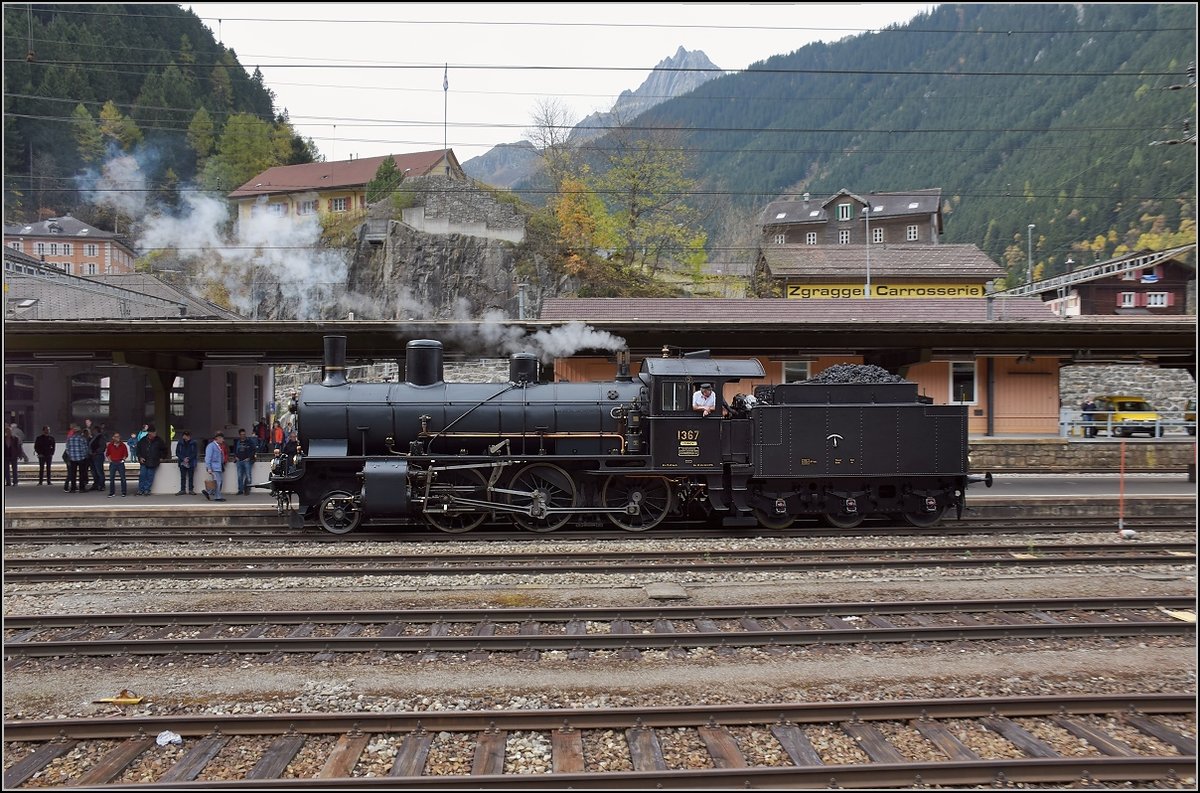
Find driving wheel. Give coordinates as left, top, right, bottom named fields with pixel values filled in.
left=318, top=490, right=361, bottom=534
left=603, top=475, right=673, bottom=532
left=424, top=468, right=488, bottom=534
left=508, top=463, right=577, bottom=532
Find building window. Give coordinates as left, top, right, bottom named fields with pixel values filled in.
left=226, top=372, right=238, bottom=424
left=35, top=242, right=45, bottom=256
left=84, top=262, right=97, bottom=275
left=949, top=362, right=976, bottom=404
left=781, top=361, right=810, bottom=383
left=169, top=376, right=185, bottom=410
left=298, top=200, right=317, bottom=215
left=1121, top=270, right=1137, bottom=281
left=61, top=243, right=71, bottom=255
left=270, top=203, right=287, bottom=216
left=331, top=197, right=348, bottom=212
left=773, top=233, right=785, bottom=245
left=836, top=203, right=852, bottom=221
left=7, top=241, right=21, bottom=252
left=5, top=373, right=35, bottom=402
left=1147, top=292, right=1168, bottom=307
left=71, top=373, right=111, bottom=421
left=805, top=232, right=817, bottom=245
left=1119, top=292, right=1136, bottom=308
left=84, top=244, right=98, bottom=257
left=49, top=243, right=58, bottom=255
left=872, top=227, right=884, bottom=244
left=906, top=225, right=919, bottom=241
left=838, top=230, right=850, bottom=245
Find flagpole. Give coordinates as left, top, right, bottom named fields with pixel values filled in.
left=443, top=64, right=448, bottom=157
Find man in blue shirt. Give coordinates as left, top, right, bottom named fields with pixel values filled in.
left=233, top=428, right=259, bottom=496
left=64, top=427, right=91, bottom=492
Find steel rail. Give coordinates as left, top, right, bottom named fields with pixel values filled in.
left=110, top=759, right=1195, bottom=789
left=6, top=621, right=1192, bottom=658
left=5, top=595, right=1194, bottom=629
left=4, top=693, right=1193, bottom=739
left=3, top=543, right=1195, bottom=583
left=2, top=516, right=1191, bottom=545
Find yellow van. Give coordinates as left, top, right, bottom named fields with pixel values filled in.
left=1185, top=398, right=1196, bottom=436
left=1092, top=395, right=1163, bottom=437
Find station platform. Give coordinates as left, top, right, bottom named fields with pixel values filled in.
left=2, top=473, right=1194, bottom=515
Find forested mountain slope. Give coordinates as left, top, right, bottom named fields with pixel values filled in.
left=622, top=3, right=1196, bottom=284
left=3, top=3, right=315, bottom=224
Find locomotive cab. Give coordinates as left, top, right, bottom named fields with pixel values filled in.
left=641, top=354, right=765, bottom=520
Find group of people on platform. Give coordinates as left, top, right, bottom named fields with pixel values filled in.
left=3, top=412, right=299, bottom=498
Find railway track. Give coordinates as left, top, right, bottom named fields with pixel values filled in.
left=2, top=516, right=1193, bottom=546
left=4, top=596, right=1194, bottom=662
left=4, top=542, right=1195, bottom=584
left=3, top=694, right=1193, bottom=788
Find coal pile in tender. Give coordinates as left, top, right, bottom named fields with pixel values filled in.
left=799, top=363, right=909, bottom=384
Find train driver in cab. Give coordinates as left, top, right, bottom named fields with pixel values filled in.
left=693, top=382, right=718, bottom=417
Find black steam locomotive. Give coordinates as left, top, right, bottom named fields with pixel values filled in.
left=268, top=336, right=990, bottom=534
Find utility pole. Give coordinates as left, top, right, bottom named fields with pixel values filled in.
left=864, top=199, right=872, bottom=299
left=1027, top=224, right=1036, bottom=285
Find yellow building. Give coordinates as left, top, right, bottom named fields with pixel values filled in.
left=227, top=149, right=464, bottom=224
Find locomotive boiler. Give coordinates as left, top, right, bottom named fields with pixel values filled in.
left=268, top=335, right=990, bottom=534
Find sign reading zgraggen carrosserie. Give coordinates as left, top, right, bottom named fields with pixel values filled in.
left=786, top=283, right=986, bottom=299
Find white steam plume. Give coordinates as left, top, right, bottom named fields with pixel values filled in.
left=139, top=191, right=354, bottom=319
left=76, top=150, right=150, bottom=218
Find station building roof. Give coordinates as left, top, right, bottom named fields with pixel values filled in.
left=539, top=297, right=1055, bottom=323
left=758, top=244, right=1003, bottom=281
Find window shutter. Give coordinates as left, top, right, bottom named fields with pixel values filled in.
left=1167, top=292, right=1176, bottom=307
left=1135, top=292, right=1147, bottom=307
left=1115, top=293, right=1124, bottom=307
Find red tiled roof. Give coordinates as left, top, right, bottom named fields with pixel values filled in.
left=760, top=244, right=1002, bottom=279
left=539, top=297, right=1059, bottom=322
left=228, top=150, right=450, bottom=198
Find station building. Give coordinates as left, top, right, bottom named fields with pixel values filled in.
left=3, top=248, right=274, bottom=446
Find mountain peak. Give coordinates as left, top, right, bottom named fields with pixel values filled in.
left=463, top=47, right=722, bottom=187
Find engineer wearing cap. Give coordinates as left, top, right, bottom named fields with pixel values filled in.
left=693, top=383, right=718, bottom=417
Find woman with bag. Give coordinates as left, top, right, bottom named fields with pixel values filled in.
left=203, top=431, right=227, bottom=502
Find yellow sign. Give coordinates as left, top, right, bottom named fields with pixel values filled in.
left=787, top=283, right=985, bottom=299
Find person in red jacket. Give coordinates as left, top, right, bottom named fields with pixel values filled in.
left=105, top=431, right=129, bottom=497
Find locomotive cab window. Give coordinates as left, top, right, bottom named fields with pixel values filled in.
left=659, top=381, right=695, bottom=413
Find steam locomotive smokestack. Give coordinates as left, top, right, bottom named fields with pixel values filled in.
left=615, top=348, right=632, bottom=381
left=321, top=335, right=347, bottom=387
left=509, top=352, right=538, bottom=384
left=406, top=339, right=444, bottom=386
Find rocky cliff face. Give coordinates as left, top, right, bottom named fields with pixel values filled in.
left=462, top=47, right=721, bottom=188
left=350, top=222, right=521, bottom=320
